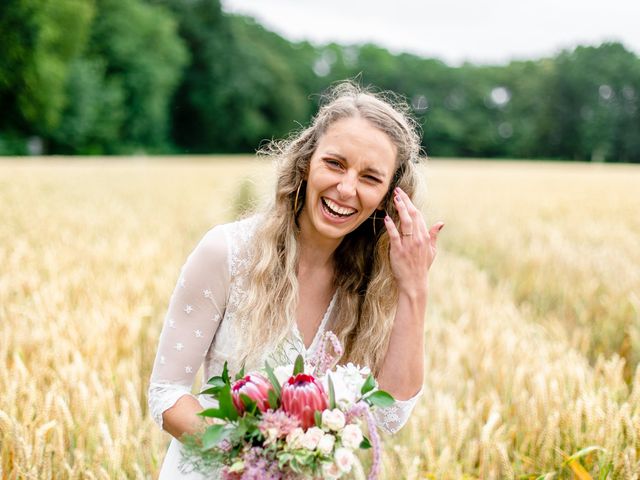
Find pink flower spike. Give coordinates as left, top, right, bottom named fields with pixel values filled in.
left=348, top=401, right=382, bottom=480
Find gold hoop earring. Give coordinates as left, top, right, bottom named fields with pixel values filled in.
left=294, top=181, right=303, bottom=213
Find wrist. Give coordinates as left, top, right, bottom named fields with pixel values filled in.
left=397, top=284, right=428, bottom=303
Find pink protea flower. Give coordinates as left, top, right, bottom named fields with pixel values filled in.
left=281, top=373, right=328, bottom=429
left=231, top=373, right=273, bottom=414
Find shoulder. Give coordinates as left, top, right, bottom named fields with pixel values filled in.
left=218, top=214, right=264, bottom=250
left=196, top=215, right=263, bottom=266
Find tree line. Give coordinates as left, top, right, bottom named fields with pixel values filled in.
left=1, top=0, right=639, bottom=162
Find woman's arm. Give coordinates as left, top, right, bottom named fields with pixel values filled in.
left=148, top=226, right=229, bottom=441
left=377, top=289, right=427, bottom=400
left=377, top=187, right=443, bottom=401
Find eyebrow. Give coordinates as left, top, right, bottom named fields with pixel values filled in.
left=324, top=151, right=388, bottom=178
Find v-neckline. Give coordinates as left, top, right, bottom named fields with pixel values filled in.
left=294, top=292, right=337, bottom=352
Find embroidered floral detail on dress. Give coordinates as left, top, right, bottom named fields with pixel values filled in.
left=168, top=318, right=176, bottom=329
left=184, top=305, right=193, bottom=314
left=160, top=355, right=166, bottom=365
left=194, top=329, right=203, bottom=338
left=174, top=342, right=184, bottom=351
left=203, top=289, right=212, bottom=298
left=179, top=277, right=186, bottom=288
left=185, top=365, right=193, bottom=374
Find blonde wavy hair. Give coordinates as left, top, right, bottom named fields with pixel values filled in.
left=236, top=81, right=425, bottom=375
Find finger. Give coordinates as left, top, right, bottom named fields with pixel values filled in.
left=396, top=187, right=428, bottom=239
left=395, top=187, right=420, bottom=218
left=393, top=191, right=414, bottom=235
left=428, top=222, right=445, bottom=246
left=384, top=215, right=402, bottom=248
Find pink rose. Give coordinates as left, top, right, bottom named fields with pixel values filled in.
left=340, top=424, right=363, bottom=449
left=300, top=426, right=324, bottom=450
left=334, top=447, right=355, bottom=473
left=322, top=408, right=346, bottom=431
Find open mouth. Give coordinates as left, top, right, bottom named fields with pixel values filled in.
left=321, top=197, right=357, bottom=218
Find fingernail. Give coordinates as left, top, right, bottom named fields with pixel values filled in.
left=394, top=195, right=400, bottom=202
left=437, top=223, right=445, bottom=231
left=384, top=215, right=391, bottom=222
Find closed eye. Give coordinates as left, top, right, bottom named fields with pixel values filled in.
left=324, top=158, right=343, bottom=169
left=363, top=174, right=383, bottom=184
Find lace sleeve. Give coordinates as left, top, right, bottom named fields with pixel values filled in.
left=373, top=386, right=423, bottom=434
left=147, top=225, right=230, bottom=429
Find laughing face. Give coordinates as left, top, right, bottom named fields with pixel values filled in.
left=298, top=116, right=397, bottom=244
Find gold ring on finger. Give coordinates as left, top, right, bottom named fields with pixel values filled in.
left=402, top=232, right=413, bottom=236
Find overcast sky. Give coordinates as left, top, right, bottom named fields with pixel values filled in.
left=221, top=0, right=640, bottom=65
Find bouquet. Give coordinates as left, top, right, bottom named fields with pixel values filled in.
left=180, top=332, right=395, bottom=479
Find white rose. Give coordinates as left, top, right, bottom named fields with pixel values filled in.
left=301, top=427, right=324, bottom=450
left=317, top=433, right=336, bottom=455
left=273, top=365, right=293, bottom=386
left=339, top=363, right=371, bottom=393
left=322, top=408, right=346, bottom=431
left=286, top=427, right=304, bottom=448
left=325, top=364, right=372, bottom=408
left=324, top=372, right=357, bottom=408
left=321, top=461, right=342, bottom=479
left=340, top=424, right=364, bottom=449
left=334, top=447, right=355, bottom=473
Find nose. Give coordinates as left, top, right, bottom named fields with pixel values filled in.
left=337, top=173, right=357, bottom=199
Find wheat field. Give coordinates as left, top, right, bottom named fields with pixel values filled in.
left=1, top=157, right=639, bottom=479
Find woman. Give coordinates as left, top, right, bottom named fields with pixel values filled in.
left=148, top=82, right=444, bottom=478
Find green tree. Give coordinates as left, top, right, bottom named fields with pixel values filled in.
left=539, top=43, right=640, bottom=162
left=84, top=0, right=188, bottom=151
left=152, top=0, right=314, bottom=152
left=0, top=0, right=94, bottom=146
left=49, top=58, right=125, bottom=154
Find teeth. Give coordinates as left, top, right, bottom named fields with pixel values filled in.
left=323, top=198, right=356, bottom=216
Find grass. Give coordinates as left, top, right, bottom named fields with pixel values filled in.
left=0, top=157, right=638, bottom=479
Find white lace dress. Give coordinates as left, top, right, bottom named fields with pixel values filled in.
left=148, top=216, right=422, bottom=479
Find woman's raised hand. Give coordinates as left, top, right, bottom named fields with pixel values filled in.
left=384, top=187, right=444, bottom=296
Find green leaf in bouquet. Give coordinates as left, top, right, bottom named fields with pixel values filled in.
left=314, top=410, right=322, bottom=427
left=292, top=450, right=314, bottom=468
left=278, top=452, right=293, bottom=469
left=206, top=375, right=226, bottom=387
left=328, top=374, right=336, bottom=410
left=264, top=361, right=282, bottom=397
left=197, top=408, right=227, bottom=420
left=221, top=361, right=231, bottom=385
left=293, top=354, right=305, bottom=376
left=360, top=374, right=376, bottom=395
left=240, top=416, right=261, bottom=441
left=199, top=386, right=222, bottom=396
left=268, top=388, right=279, bottom=410
left=290, top=450, right=313, bottom=474
left=239, top=393, right=258, bottom=415
left=200, top=376, right=226, bottom=396
left=202, top=424, right=228, bottom=450
left=218, top=384, right=239, bottom=420
left=364, top=390, right=395, bottom=408
left=360, top=435, right=372, bottom=449
left=234, top=364, right=246, bottom=381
